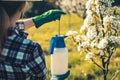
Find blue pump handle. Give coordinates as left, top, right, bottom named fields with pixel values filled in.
left=49, top=36, right=56, bottom=54
left=49, top=35, right=67, bottom=54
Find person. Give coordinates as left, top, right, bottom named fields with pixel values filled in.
left=0, top=1, right=65, bottom=80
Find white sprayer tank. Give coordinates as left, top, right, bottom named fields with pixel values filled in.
left=51, top=48, right=68, bottom=75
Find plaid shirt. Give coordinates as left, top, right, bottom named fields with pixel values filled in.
left=0, top=27, right=46, bottom=80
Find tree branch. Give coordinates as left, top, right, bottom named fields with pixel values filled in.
left=91, top=58, right=105, bottom=70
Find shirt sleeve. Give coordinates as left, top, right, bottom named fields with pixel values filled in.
left=27, top=43, right=46, bottom=80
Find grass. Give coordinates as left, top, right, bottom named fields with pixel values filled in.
left=26, top=14, right=120, bottom=80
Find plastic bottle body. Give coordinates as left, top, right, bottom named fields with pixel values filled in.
left=51, top=48, right=68, bottom=75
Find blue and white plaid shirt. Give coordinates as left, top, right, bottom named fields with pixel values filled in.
left=0, top=27, right=46, bottom=80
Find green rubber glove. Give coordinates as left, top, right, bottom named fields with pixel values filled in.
left=32, top=9, right=66, bottom=28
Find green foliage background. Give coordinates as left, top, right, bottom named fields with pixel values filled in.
left=26, top=14, right=120, bottom=80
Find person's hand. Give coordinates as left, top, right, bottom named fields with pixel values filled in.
left=32, top=9, right=66, bottom=28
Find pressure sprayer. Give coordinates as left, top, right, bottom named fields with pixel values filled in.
left=49, top=19, right=70, bottom=80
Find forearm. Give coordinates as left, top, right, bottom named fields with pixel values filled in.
left=17, top=18, right=35, bottom=30
left=17, top=9, right=65, bottom=30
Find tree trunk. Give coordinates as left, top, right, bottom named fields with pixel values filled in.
left=103, top=70, right=107, bottom=80
left=102, top=58, right=107, bottom=80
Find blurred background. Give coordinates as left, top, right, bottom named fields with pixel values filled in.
left=25, top=0, right=120, bottom=18
left=25, top=0, right=120, bottom=80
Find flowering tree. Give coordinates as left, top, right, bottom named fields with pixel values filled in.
left=66, top=0, right=120, bottom=80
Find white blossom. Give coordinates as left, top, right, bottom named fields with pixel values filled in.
left=103, top=15, right=119, bottom=31
left=66, top=30, right=78, bottom=36
left=98, top=50, right=104, bottom=56
left=98, top=38, right=108, bottom=49
left=80, top=25, right=87, bottom=32
left=86, top=10, right=93, bottom=15
left=81, top=41, right=90, bottom=48
left=108, top=36, right=120, bottom=46
left=87, top=28, right=97, bottom=40
left=95, top=0, right=115, bottom=15
left=103, top=16, right=114, bottom=24
left=77, top=43, right=81, bottom=51
left=84, top=14, right=95, bottom=26
left=74, top=35, right=81, bottom=42
left=95, top=0, right=114, bottom=7
left=86, top=0, right=95, bottom=9
left=85, top=52, right=94, bottom=60
left=86, top=0, right=91, bottom=9
left=81, top=35, right=88, bottom=41
left=95, top=0, right=100, bottom=5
